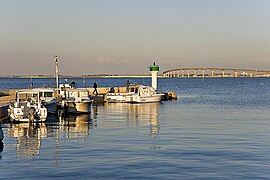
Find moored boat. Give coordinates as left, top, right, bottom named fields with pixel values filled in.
left=34, top=88, right=58, bottom=114
left=9, top=90, right=47, bottom=123
left=59, top=84, right=93, bottom=114
left=106, top=84, right=164, bottom=103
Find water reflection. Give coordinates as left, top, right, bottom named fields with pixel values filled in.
left=58, top=114, right=97, bottom=138
left=6, top=114, right=96, bottom=160
left=8, top=123, right=46, bottom=159
left=92, top=105, right=98, bottom=120
left=4, top=103, right=160, bottom=160
left=103, top=102, right=160, bottom=137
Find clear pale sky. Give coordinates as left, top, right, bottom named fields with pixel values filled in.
left=0, top=0, right=269, bottom=75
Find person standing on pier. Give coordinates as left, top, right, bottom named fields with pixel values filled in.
left=70, top=80, right=76, bottom=88
left=126, top=80, right=130, bottom=92
left=93, top=81, right=98, bottom=95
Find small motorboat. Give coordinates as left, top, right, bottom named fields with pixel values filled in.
left=59, top=84, right=93, bottom=114
left=106, top=84, right=164, bottom=103
left=34, top=88, right=58, bottom=114
left=9, top=90, right=47, bottom=123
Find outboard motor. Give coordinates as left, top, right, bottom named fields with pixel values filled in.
left=28, top=107, right=37, bottom=121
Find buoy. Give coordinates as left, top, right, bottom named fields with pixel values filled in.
left=168, top=92, right=177, bottom=99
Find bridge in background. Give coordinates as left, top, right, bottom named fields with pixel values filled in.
left=163, top=68, right=270, bottom=78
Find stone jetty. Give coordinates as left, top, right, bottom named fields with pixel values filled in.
left=0, top=87, right=177, bottom=121
left=0, top=87, right=177, bottom=104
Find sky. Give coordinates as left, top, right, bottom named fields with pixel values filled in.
left=0, top=0, right=270, bottom=75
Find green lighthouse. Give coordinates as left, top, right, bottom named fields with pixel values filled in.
left=149, top=62, right=159, bottom=90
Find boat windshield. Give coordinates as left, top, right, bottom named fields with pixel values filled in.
left=39, top=92, right=54, bottom=97
left=79, top=91, right=89, bottom=97
left=61, top=87, right=70, bottom=91
left=17, top=92, right=39, bottom=102
left=129, top=87, right=138, bottom=93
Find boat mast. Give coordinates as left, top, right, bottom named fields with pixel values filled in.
left=83, top=72, right=86, bottom=88
left=54, top=55, right=59, bottom=93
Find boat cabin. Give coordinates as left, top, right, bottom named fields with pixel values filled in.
left=15, top=90, right=40, bottom=106
left=128, top=84, right=156, bottom=96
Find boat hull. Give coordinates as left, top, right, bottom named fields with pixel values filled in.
left=63, top=101, right=92, bottom=114
left=106, top=85, right=164, bottom=103
left=9, top=116, right=47, bottom=123
left=9, top=107, right=47, bottom=123
left=0, top=127, right=3, bottom=141
left=107, top=93, right=164, bottom=103
left=0, top=105, right=9, bottom=122
left=43, top=102, right=58, bottom=114
left=106, top=93, right=129, bottom=103
left=126, top=94, right=163, bottom=103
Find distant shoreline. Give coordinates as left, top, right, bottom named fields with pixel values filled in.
left=1, top=74, right=269, bottom=79
left=0, top=75, right=164, bottom=79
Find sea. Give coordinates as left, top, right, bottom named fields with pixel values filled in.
left=0, top=77, right=270, bottom=179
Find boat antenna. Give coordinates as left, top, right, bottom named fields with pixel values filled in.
left=29, top=75, right=33, bottom=89
left=83, top=73, right=86, bottom=88
left=54, top=55, right=59, bottom=94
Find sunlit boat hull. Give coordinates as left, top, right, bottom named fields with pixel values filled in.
left=125, top=94, right=164, bottom=103
left=106, top=84, right=164, bottom=103
left=107, top=93, right=163, bottom=103
left=9, top=106, right=47, bottom=123
left=106, top=93, right=134, bottom=103
left=63, top=101, right=92, bottom=114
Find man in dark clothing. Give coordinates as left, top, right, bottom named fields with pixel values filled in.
left=126, top=80, right=130, bottom=92
left=70, top=80, right=76, bottom=88
left=109, top=87, right=115, bottom=93
left=93, top=81, right=98, bottom=95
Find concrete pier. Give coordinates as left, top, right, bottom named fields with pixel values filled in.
left=0, top=87, right=177, bottom=119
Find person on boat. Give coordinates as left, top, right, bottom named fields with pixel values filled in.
left=126, top=80, right=130, bottom=92
left=109, top=87, right=115, bottom=93
left=93, top=81, right=98, bottom=95
left=70, top=80, right=76, bottom=88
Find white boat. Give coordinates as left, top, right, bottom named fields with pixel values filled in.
left=59, top=84, right=93, bottom=114
left=9, top=90, right=47, bottom=123
left=106, top=84, right=164, bottom=103
left=34, top=88, right=58, bottom=114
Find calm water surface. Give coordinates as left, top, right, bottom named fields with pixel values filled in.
left=0, top=78, right=270, bottom=179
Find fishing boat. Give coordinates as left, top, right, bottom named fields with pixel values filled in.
left=59, top=84, right=93, bottom=114
left=35, top=88, right=58, bottom=114
left=9, top=90, right=47, bottom=123
left=106, top=84, right=164, bottom=103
